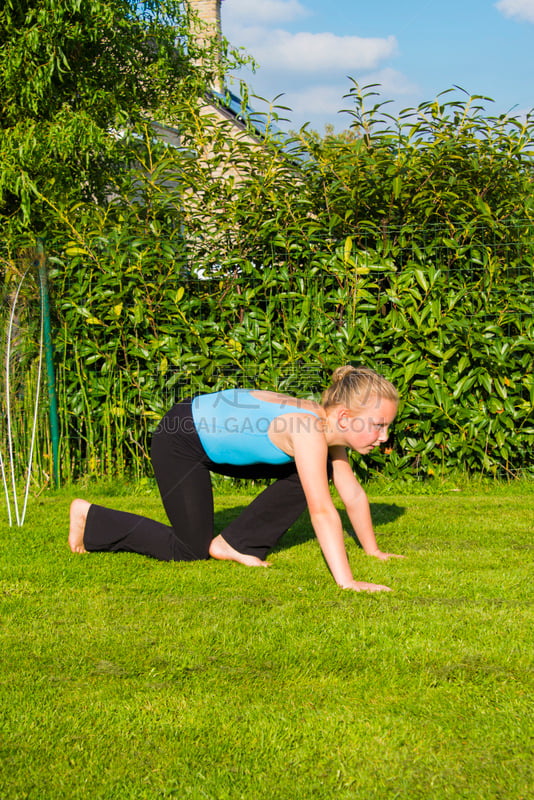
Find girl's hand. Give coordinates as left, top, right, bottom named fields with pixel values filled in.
left=367, top=549, right=405, bottom=561
left=342, top=580, right=392, bottom=593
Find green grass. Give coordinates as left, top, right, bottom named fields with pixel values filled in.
left=1, top=483, right=533, bottom=799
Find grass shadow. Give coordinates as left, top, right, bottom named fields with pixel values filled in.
left=345, top=502, right=406, bottom=549
left=214, top=502, right=406, bottom=554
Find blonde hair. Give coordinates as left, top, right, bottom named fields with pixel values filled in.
left=322, top=365, right=399, bottom=410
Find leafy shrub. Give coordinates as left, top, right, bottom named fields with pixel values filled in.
left=1, top=87, right=533, bottom=483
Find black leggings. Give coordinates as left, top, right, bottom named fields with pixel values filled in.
left=83, top=399, right=309, bottom=561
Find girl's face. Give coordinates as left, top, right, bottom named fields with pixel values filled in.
left=336, top=396, right=398, bottom=454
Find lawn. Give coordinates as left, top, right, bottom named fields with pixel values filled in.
left=1, top=482, right=533, bottom=799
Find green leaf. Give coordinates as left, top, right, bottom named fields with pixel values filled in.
left=414, top=269, right=429, bottom=292
left=478, top=372, right=492, bottom=394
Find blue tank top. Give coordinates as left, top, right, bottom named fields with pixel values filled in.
left=191, top=389, right=320, bottom=465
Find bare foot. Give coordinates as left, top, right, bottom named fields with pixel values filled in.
left=69, top=499, right=91, bottom=554
left=209, top=534, right=270, bottom=568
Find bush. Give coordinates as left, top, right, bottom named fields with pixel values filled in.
left=1, top=86, right=533, bottom=483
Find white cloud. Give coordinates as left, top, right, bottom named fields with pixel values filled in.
left=358, top=67, right=420, bottom=97
left=225, top=27, right=397, bottom=73
left=495, top=0, right=534, bottom=22
left=287, top=83, right=349, bottom=115
left=242, top=68, right=419, bottom=133
left=282, top=70, right=419, bottom=125
left=223, top=0, right=309, bottom=25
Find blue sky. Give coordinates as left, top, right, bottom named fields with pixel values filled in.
left=221, top=0, right=534, bottom=132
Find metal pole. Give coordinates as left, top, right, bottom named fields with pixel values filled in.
left=35, top=240, right=60, bottom=487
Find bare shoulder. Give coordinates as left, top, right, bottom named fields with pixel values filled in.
left=254, top=390, right=326, bottom=458
left=250, top=390, right=325, bottom=416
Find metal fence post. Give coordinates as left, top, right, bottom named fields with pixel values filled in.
left=35, top=240, right=60, bottom=487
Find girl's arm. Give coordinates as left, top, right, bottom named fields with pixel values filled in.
left=292, top=431, right=390, bottom=591
left=330, top=447, right=403, bottom=560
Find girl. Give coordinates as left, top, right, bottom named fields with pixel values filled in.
left=69, top=365, right=402, bottom=591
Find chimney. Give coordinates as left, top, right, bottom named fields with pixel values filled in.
left=187, top=0, right=223, bottom=92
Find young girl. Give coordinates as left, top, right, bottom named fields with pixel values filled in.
left=69, top=365, right=402, bottom=591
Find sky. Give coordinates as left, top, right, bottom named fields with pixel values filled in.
left=220, top=0, right=534, bottom=133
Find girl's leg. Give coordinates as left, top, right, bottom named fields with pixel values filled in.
left=82, top=401, right=215, bottom=561
left=217, top=465, right=308, bottom=560
left=83, top=502, right=195, bottom=560
left=150, top=435, right=215, bottom=561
